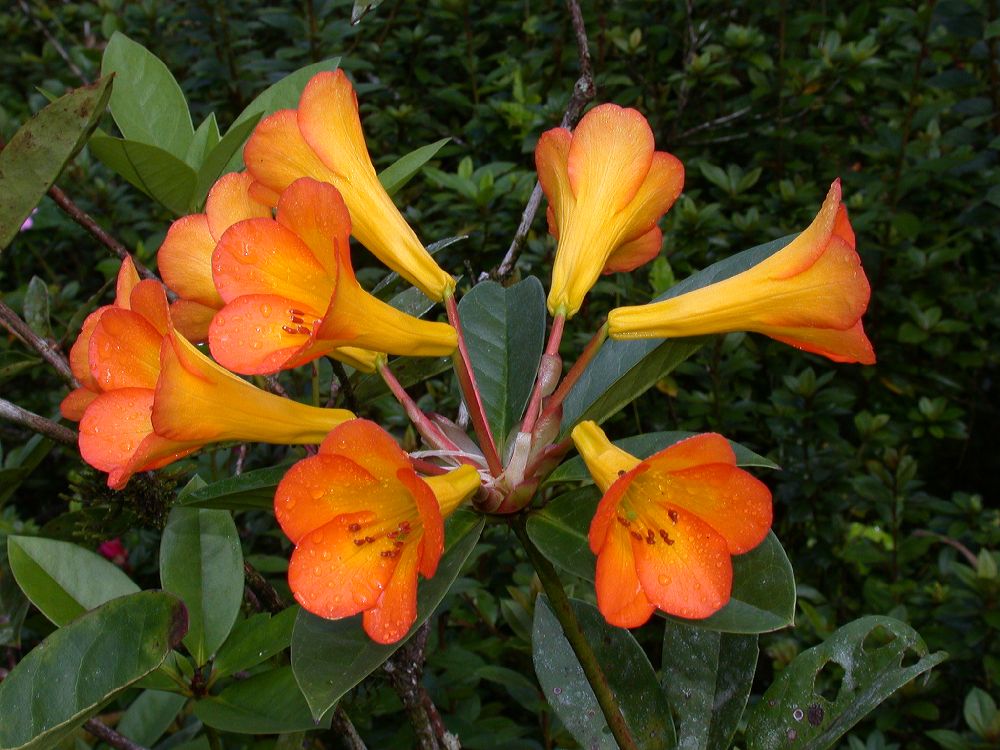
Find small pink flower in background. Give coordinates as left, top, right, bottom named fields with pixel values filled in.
left=98, top=538, right=129, bottom=568
left=20, top=209, right=38, bottom=232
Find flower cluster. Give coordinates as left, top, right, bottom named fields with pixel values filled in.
left=65, top=70, right=874, bottom=641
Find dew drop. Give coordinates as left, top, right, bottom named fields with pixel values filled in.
left=251, top=341, right=262, bottom=350
left=260, top=303, right=271, bottom=317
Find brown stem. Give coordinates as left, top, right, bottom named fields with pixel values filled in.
left=382, top=622, right=454, bottom=749
left=331, top=706, right=369, bottom=750
left=0, top=299, right=76, bottom=385
left=0, top=398, right=77, bottom=445
left=243, top=561, right=286, bottom=614
left=84, top=719, right=149, bottom=750
left=487, top=0, right=595, bottom=282
left=47, top=185, right=156, bottom=280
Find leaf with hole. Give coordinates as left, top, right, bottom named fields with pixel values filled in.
left=0, top=591, right=187, bottom=750
left=661, top=621, right=758, bottom=750
left=7, top=535, right=140, bottom=626
left=745, top=616, right=948, bottom=750
left=532, top=595, right=675, bottom=749
left=159, top=507, right=244, bottom=665
left=0, top=76, right=112, bottom=251
left=458, top=277, right=546, bottom=453
left=527, top=492, right=795, bottom=633
left=292, top=510, right=484, bottom=719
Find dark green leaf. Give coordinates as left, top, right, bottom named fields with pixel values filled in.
left=22, top=277, right=50, bottom=338
left=532, top=595, right=675, bottom=750
left=379, top=137, right=451, bottom=196
left=547, top=431, right=779, bottom=485
left=185, top=113, right=220, bottom=168
left=160, top=507, right=244, bottom=665
left=292, top=510, right=485, bottom=719
left=527, top=493, right=795, bottom=633
left=101, top=32, right=194, bottom=158
left=352, top=0, right=385, bottom=24
left=371, top=236, right=468, bottom=298
left=193, top=113, right=263, bottom=208
left=0, top=591, right=187, bottom=750
left=7, top=535, right=139, bottom=626
left=117, top=690, right=188, bottom=747
left=561, top=234, right=797, bottom=435
left=214, top=606, right=299, bottom=678
left=89, top=133, right=197, bottom=215
left=458, top=277, right=546, bottom=452
left=195, top=667, right=332, bottom=733
left=181, top=465, right=291, bottom=511
left=661, top=622, right=758, bottom=750
left=745, top=616, right=948, bottom=750
left=0, top=77, right=112, bottom=251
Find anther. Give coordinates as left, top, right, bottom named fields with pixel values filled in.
left=668, top=509, right=679, bottom=524
left=281, top=325, right=298, bottom=334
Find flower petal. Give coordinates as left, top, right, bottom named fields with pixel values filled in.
left=765, top=180, right=843, bottom=280
left=396, top=468, right=444, bottom=579
left=603, top=226, right=662, bottom=275
left=68, top=309, right=105, bottom=391
left=60, top=387, right=98, bottom=421
left=88, top=308, right=163, bottom=391
left=158, top=214, right=223, bottom=307
left=617, top=151, right=684, bottom=243
left=128, top=280, right=170, bottom=336
left=169, top=299, right=217, bottom=343
left=768, top=320, right=876, bottom=365
left=243, top=109, right=338, bottom=195
left=632, top=505, right=733, bottom=619
left=594, top=526, right=656, bottom=628
left=206, top=171, right=272, bottom=241
left=535, top=127, right=574, bottom=235
left=567, top=103, right=654, bottom=211
left=647, top=433, right=736, bottom=472
left=115, top=257, right=141, bottom=306
left=362, top=539, right=421, bottom=644
left=275, top=178, right=352, bottom=279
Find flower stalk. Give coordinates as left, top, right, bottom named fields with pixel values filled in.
left=537, top=321, right=608, bottom=430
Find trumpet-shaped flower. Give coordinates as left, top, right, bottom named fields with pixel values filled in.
left=275, top=419, right=481, bottom=643
left=608, top=180, right=875, bottom=364
left=208, top=177, right=456, bottom=375
left=571, top=422, right=772, bottom=628
left=537, top=103, right=684, bottom=318
left=64, top=268, right=354, bottom=488
left=243, top=69, right=455, bottom=301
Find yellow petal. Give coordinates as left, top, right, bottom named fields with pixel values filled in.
left=570, top=421, right=641, bottom=493
left=423, top=464, right=481, bottom=517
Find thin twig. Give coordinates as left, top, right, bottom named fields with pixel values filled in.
left=912, top=530, right=979, bottom=568
left=16, top=0, right=89, bottom=84
left=84, top=719, right=149, bottom=750
left=0, top=398, right=77, bottom=445
left=0, top=299, right=76, bottom=385
left=47, top=185, right=156, bottom=280
left=331, top=706, right=369, bottom=750
left=243, top=561, right=286, bottom=614
left=329, top=358, right=360, bottom=412
left=676, top=105, right=752, bottom=140
left=487, top=0, right=595, bottom=282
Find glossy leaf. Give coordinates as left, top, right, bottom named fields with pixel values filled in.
left=561, top=234, right=797, bottom=435
left=379, top=137, right=451, bottom=196
left=117, top=690, right=188, bottom=747
left=159, top=507, right=244, bottom=665
left=89, top=133, right=197, bottom=215
left=180, top=465, right=291, bottom=511
left=458, top=277, right=546, bottom=452
left=745, top=616, right=948, bottom=750
left=101, top=32, right=194, bottom=159
left=532, top=595, right=675, bottom=750
left=292, top=510, right=485, bottom=719
left=527, top=492, right=795, bottom=633
left=547, top=430, right=779, bottom=485
left=0, top=591, right=187, bottom=750
left=7, top=535, right=139, bottom=626
left=661, top=621, right=758, bottom=750
left=185, top=113, right=221, bottom=168
left=213, top=606, right=298, bottom=678
left=195, top=667, right=332, bottom=733
left=0, top=77, right=112, bottom=251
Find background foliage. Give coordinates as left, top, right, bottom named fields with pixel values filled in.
left=1, top=1, right=998, bottom=748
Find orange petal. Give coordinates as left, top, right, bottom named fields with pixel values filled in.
left=567, top=103, right=654, bottom=211
left=68, top=309, right=105, bottom=390
left=169, top=299, right=217, bottom=343
left=397, top=468, right=444, bottom=580
left=208, top=294, right=325, bottom=375
left=766, top=179, right=843, bottom=280
left=362, top=539, right=421, bottom=644
left=243, top=109, right=338, bottom=195
left=768, top=320, right=876, bottom=365
left=603, top=226, right=662, bottom=275
left=319, top=418, right=410, bottom=478
left=535, top=127, right=574, bottom=235
left=632, top=505, right=733, bottom=619
left=60, top=387, right=98, bottom=421
left=206, top=171, right=272, bottom=241
left=211, top=218, right=332, bottom=311
left=128, top=280, right=170, bottom=335
left=295, top=70, right=364, bottom=182
left=249, top=181, right=281, bottom=207
left=288, top=513, right=396, bottom=620
left=88, top=308, right=163, bottom=391
left=158, top=214, right=223, bottom=307
left=648, top=433, right=736, bottom=472
left=115, top=257, right=141, bottom=307
left=588, top=472, right=632, bottom=553
left=617, top=151, right=684, bottom=243
left=594, top=526, right=656, bottom=628
left=275, top=452, right=402, bottom=544
left=276, top=178, right=352, bottom=279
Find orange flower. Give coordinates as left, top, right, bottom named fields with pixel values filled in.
left=208, top=177, right=456, bottom=375
left=536, top=103, right=684, bottom=318
left=158, top=172, right=272, bottom=342
left=571, top=422, right=772, bottom=628
left=275, top=419, right=481, bottom=644
left=64, top=265, right=354, bottom=489
left=608, top=180, right=875, bottom=364
left=243, top=69, right=455, bottom=301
